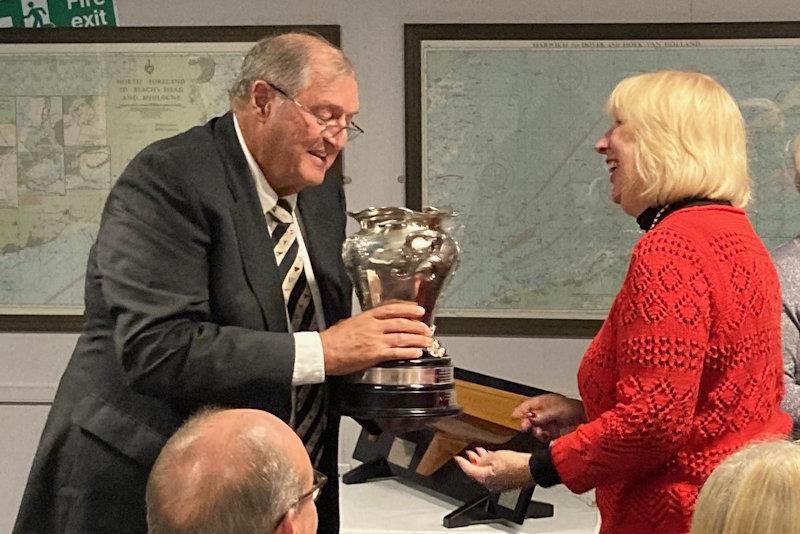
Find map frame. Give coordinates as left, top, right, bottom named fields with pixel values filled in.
left=405, top=22, right=800, bottom=337
left=0, top=25, right=341, bottom=332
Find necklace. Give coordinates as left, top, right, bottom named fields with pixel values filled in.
left=648, top=204, right=670, bottom=231
left=638, top=198, right=732, bottom=232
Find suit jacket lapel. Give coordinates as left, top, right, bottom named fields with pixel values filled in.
left=211, top=112, right=288, bottom=332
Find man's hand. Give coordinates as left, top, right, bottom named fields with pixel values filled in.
left=454, top=448, right=534, bottom=492
left=320, top=302, right=432, bottom=375
left=511, top=393, right=586, bottom=442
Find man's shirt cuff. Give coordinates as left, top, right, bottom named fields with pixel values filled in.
left=291, top=331, right=325, bottom=385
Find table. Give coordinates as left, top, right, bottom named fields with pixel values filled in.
left=339, top=477, right=600, bottom=533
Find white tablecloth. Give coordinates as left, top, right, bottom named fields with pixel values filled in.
left=339, top=477, right=600, bottom=533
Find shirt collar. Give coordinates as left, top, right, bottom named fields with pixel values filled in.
left=233, top=113, right=297, bottom=215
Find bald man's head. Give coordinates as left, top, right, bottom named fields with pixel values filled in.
left=146, top=408, right=315, bottom=534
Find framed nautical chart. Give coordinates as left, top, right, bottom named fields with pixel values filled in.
left=406, top=22, right=800, bottom=336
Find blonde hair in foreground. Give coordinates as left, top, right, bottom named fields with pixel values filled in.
left=690, top=440, right=800, bottom=534
left=607, top=70, right=750, bottom=208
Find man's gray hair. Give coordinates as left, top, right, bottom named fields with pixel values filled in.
left=229, top=31, right=354, bottom=107
left=146, top=408, right=302, bottom=534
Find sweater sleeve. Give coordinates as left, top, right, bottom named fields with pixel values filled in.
left=529, top=445, right=562, bottom=487
left=550, top=231, right=711, bottom=493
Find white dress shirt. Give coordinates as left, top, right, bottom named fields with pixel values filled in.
left=234, top=115, right=326, bottom=386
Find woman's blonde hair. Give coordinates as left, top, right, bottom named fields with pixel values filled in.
left=691, top=440, right=800, bottom=534
left=607, top=70, right=750, bottom=208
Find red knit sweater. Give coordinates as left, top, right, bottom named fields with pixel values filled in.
left=550, top=205, right=790, bottom=534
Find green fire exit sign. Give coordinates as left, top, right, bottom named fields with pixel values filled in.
left=0, top=0, right=118, bottom=28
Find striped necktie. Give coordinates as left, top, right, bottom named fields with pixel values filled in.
left=269, top=198, right=327, bottom=466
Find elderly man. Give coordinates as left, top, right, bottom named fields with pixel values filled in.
left=15, top=31, right=431, bottom=534
left=146, top=408, right=323, bottom=534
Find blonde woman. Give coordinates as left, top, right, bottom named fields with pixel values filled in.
left=691, top=440, right=800, bottom=534
left=457, top=70, right=791, bottom=534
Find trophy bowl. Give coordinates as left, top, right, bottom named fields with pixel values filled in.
left=340, top=206, right=462, bottom=431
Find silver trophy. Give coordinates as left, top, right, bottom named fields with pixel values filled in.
left=340, top=206, right=462, bottom=429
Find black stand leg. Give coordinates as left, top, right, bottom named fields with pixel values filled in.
left=342, top=456, right=393, bottom=485
left=510, top=486, right=553, bottom=523
left=442, top=487, right=555, bottom=528
left=442, top=493, right=496, bottom=528
left=526, top=500, right=555, bottom=519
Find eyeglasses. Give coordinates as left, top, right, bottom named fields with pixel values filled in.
left=274, top=469, right=327, bottom=529
left=293, top=469, right=327, bottom=506
left=267, top=82, right=364, bottom=142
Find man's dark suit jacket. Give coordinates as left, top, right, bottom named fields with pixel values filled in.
left=13, top=112, right=352, bottom=534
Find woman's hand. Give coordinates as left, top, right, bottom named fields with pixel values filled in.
left=512, top=393, right=586, bottom=442
left=454, top=447, right=533, bottom=492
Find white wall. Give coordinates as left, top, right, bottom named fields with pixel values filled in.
left=3, top=1, right=799, bottom=530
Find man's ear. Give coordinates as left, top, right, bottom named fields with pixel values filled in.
left=251, top=80, right=272, bottom=116
left=275, top=508, right=297, bottom=534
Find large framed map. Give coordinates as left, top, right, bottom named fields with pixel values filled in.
left=0, top=25, right=340, bottom=331
left=406, top=22, right=800, bottom=337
